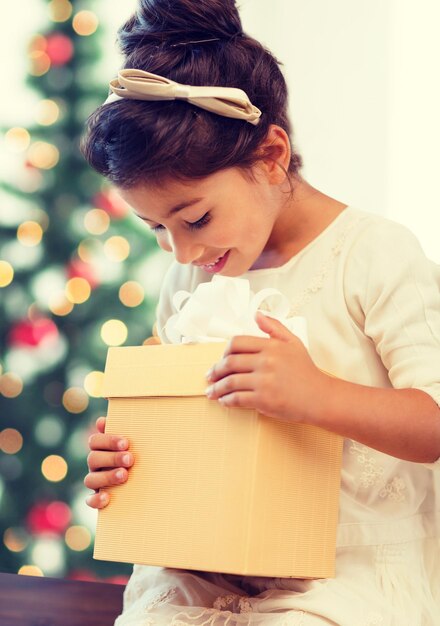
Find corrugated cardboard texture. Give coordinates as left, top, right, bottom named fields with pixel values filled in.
left=94, top=343, right=343, bottom=578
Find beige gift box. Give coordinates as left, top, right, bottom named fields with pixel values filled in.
left=94, top=342, right=343, bottom=579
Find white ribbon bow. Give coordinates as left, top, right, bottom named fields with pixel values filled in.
left=163, top=276, right=308, bottom=347
left=103, top=69, right=262, bottom=126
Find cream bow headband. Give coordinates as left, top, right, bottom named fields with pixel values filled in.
left=102, top=69, right=262, bottom=126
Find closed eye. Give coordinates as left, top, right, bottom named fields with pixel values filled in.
left=150, top=212, right=211, bottom=232
left=187, top=212, right=211, bottom=231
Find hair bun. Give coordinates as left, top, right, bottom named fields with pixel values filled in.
left=118, top=0, right=243, bottom=56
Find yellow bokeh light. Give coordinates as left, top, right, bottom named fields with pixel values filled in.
left=17, top=221, right=43, bottom=247
left=48, top=292, right=74, bottom=316
left=41, top=454, right=68, bottom=482
left=35, top=99, right=60, bottom=126
left=104, top=236, right=130, bottom=262
left=0, top=429, right=23, bottom=454
left=65, top=525, right=91, bottom=551
left=27, top=141, right=59, bottom=170
left=62, top=387, right=89, bottom=413
left=48, top=0, right=73, bottom=22
left=65, top=277, right=91, bottom=304
left=5, top=127, right=31, bottom=153
left=101, top=319, right=128, bottom=346
left=83, top=371, right=105, bottom=398
left=119, top=281, right=145, bottom=308
left=29, top=50, right=51, bottom=76
left=84, top=208, right=110, bottom=235
left=29, top=35, right=47, bottom=52
left=4, top=528, right=29, bottom=553
left=0, top=373, right=23, bottom=398
left=18, top=565, right=44, bottom=577
left=72, top=10, right=99, bottom=36
left=0, top=261, right=14, bottom=288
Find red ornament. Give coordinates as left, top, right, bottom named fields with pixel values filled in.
left=45, top=33, right=74, bottom=66
left=93, top=189, right=130, bottom=220
left=26, top=501, right=71, bottom=535
left=8, top=318, right=59, bottom=348
left=105, top=575, right=130, bottom=585
left=67, top=259, right=100, bottom=289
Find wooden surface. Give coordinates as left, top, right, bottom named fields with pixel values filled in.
left=0, top=572, right=124, bottom=626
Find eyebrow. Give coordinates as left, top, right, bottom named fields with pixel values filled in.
left=135, top=197, right=204, bottom=222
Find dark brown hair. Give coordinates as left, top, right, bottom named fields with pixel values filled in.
left=80, top=0, right=302, bottom=188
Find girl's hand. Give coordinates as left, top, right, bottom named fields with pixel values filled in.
left=84, top=416, right=134, bottom=509
left=205, top=311, right=329, bottom=425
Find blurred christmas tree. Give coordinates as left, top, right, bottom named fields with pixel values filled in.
left=0, top=0, right=167, bottom=581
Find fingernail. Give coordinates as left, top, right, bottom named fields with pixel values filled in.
left=99, top=492, right=109, bottom=502
left=205, top=368, right=213, bottom=381
left=205, top=385, right=214, bottom=398
left=115, top=469, right=125, bottom=481
left=117, top=439, right=128, bottom=450
left=122, top=453, right=131, bottom=466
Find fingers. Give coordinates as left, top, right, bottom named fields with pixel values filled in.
left=96, top=416, right=106, bottom=433
left=88, top=432, right=128, bottom=452
left=215, top=391, right=257, bottom=410
left=206, top=353, right=256, bottom=383
left=87, top=450, right=133, bottom=472
left=206, top=373, right=255, bottom=401
left=86, top=490, right=110, bottom=510
left=224, top=335, right=268, bottom=356
left=84, top=466, right=129, bottom=492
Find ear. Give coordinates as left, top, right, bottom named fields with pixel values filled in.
left=257, top=125, right=292, bottom=185
left=255, top=311, right=296, bottom=343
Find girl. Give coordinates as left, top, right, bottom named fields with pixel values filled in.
left=82, top=1, right=440, bottom=624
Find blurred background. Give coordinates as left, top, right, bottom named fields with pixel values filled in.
left=0, top=0, right=439, bottom=583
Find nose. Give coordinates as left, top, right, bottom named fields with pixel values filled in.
left=158, top=229, right=203, bottom=265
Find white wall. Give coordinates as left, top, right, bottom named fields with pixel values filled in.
left=239, top=0, right=440, bottom=261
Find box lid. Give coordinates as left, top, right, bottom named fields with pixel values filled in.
left=102, top=342, right=228, bottom=398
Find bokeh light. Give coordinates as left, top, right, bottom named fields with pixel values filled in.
left=29, top=51, right=51, bottom=76
left=48, top=0, right=73, bottom=23
left=119, top=281, right=145, bottom=307
left=0, top=429, right=23, bottom=454
left=100, top=319, right=128, bottom=346
left=18, top=565, right=44, bottom=576
left=4, top=127, right=31, bottom=153
left=48, top=292, right=74, bottom=316
left=77, top=238, right=103, bottom=262
left=65, top=277, right=91, bottom=304
left=0, top=373, right=24, bottom=398
left=83, top=208, right=110, bottom=235
left=17, top=221, right=44, bottom=247
left=35, top=99, right=60, bottom=126
left=62, top=387, right=89, bottom=413
left=104, top=236, right=130, bottom=262
left=3, top=528, right=29, bottom=553
left=34, top=416, right=65, bottom=447
left=27, top=141, right=60, bottom=169
left=41, top=455, right=68, bottom=482
left=32, top=538, right=65, bottom=575
left=65, top=525, right=91, bottom=551
left=0, top=261, right=14, bottom=287
left=72, top=10, right=99, bottom=36
left=83, top=371, right=104, bottom=398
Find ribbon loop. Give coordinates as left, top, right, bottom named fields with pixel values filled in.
left=163, top=276, right=308, bottom=347
left=104, top=69, right=262, bottom=126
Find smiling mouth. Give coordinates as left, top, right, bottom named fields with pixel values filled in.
left=194, top=250, right=230, bottom=273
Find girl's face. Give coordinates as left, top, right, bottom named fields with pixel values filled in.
left=118, top=166, right=284, bottom=276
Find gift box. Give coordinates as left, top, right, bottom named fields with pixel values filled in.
left=94, top=340, right=343, bottom=579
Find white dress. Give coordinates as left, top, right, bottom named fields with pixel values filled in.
left=114, top=207, right=440, bottom=626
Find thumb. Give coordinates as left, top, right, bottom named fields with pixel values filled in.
left=255, top=311, right=296, bottom=342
